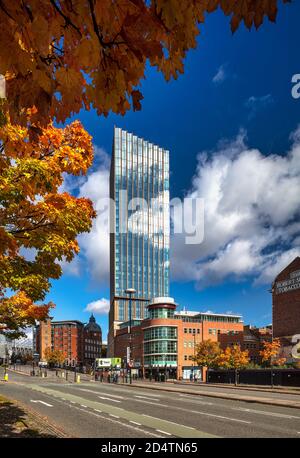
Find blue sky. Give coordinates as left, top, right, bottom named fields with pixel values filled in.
left=47, top=2, right=300, bottom=340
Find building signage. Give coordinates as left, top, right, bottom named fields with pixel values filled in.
left=95, top=358, right=112, bottom=368
left=275, top=270, right=300, bottom=294
left=111, top=357, right=122, bottom=367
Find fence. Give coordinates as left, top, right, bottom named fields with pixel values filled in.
left=207, top=369, right=300, bottom=387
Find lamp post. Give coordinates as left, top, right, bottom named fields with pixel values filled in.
left=125, top=288, right=136, bottom=385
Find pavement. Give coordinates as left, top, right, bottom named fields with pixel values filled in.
left=1, top=368, right=300, bottom=438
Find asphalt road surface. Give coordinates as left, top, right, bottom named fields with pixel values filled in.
left=1, top=370, right=300, bottom=438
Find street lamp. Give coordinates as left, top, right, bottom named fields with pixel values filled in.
left=125, top=288, right=136, bottom=385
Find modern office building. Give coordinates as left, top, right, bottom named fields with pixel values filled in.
left=114, top=297, right=244, bottom=380
left=108, top=127, right=170, bottom=356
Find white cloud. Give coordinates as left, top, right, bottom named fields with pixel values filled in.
left=212, top=64, right=227, bottom=85
left=245, top=94, right=274, bottom=119
left=84, top=298, right=110, bottom=315
left=60, top=145, right=111, bottom=284
left=171, top=127, right=300, bottom=288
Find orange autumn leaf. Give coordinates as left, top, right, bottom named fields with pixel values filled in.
left=0, top=120, right=95, bottom=338
left=0, top=0, right=291, bottom=126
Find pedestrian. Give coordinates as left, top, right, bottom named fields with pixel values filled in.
left=190, top=372, right=193, bottom=382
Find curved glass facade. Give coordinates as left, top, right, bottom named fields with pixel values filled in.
left=148, top=308, right=174, bottom=319
left=143, top=325, right=177, bottom=367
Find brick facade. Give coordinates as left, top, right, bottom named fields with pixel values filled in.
left=35, top=315, right=102, bottom=367
left=114, top=299, right=244, bottom=379
left=272, top=257, right=300, bottom=339
left=219, top=325, right=272, bottom=365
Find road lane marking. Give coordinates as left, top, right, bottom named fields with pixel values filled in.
left=231, top=407, right=300, bottom=420
left=94, top=409, right=102, bottom=413
left=179, top=394, right=203, bottom=399
left=78, top=388, right=125, bottom=399
left=70, top=404, right=162, bottom=437
left=30, top=400, right=53, bottom=407
left=178, top=398, right=213, bottom=406
left=142, top=415, right=195, bottom=430
left=190, top=410, right=251, bottom=424
left=133, top=399, right=163, bottom=407
left=81, top=404, right=87, bottom=408
left=156, top=429, right=172, bottom=436
left=130, top=421, right=141, bottom=426
left=98, top=396, right=121, bottom=403
left=135, top=395, right=160, bottom=401
left=27, top=384, right=218, bottom=437
left=110, top=414, right=120, bottom=419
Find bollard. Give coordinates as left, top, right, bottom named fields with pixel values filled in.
left=4, top=373, right=8, bottom=382
left=62, top=371, right=65, bottom=378
left=76, top=374, right=80, bottom=383
left=41, top=372, right=45, bottom=378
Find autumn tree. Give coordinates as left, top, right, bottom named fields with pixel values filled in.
left=260, top=338, right=281, bottom=367
left=44, top=347, right=65, bottom=367
left=216, top=344, right=250, bottom=385
left=0, top=120, right=95, bottom=338
left=0, top=0, right=291, bottom=126
left=194, top=339, right=221, bottom=370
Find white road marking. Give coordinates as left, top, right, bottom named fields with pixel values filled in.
left=133, top=392, right=162, bottom=398
left=30, top=400, right=53, bottom=407
left=110, top=414, right=120, bottom=419
left=156, top=429, right=172, bottom=436
left=70, top=404, right=161, bottom=437
left=98, top=396, right=121, bottom=403
left=81, top=404, right=87, bottom=408
left=78, top=388, right=124, bottom=399
left=179, top=394, right=203, bottom=400
left=133, top=399, right=162, bottom=407
left=130, top=421, right=141, bottom=426
left=178, top=397, right=213, bottom=406
left=94, top=409, right=102, bottom=413
left=232, top=407, right=300, bottom=419
left=142, top=414, right=195, bottom=430
left=190, top=410, right=251, bottom=424
left=135, top=395, right=160, bottom=401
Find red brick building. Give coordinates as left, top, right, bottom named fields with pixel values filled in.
left=272, top=256, right=300, bottom=339
left=34, top=315, right=102, bottom=367
left=83, top=314, right=102, bottom=366
left=218, top=324, right=272, bottom=365
left=114, top=297, right=244, bottom=380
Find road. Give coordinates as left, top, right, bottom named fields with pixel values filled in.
left=1, top=370, right=300, bottom=438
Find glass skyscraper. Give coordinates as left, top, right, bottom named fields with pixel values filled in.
left=108, top=127, right=170, bottom=356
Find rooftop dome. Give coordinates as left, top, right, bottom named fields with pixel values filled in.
left=84, top=314, right=102, bottom=333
